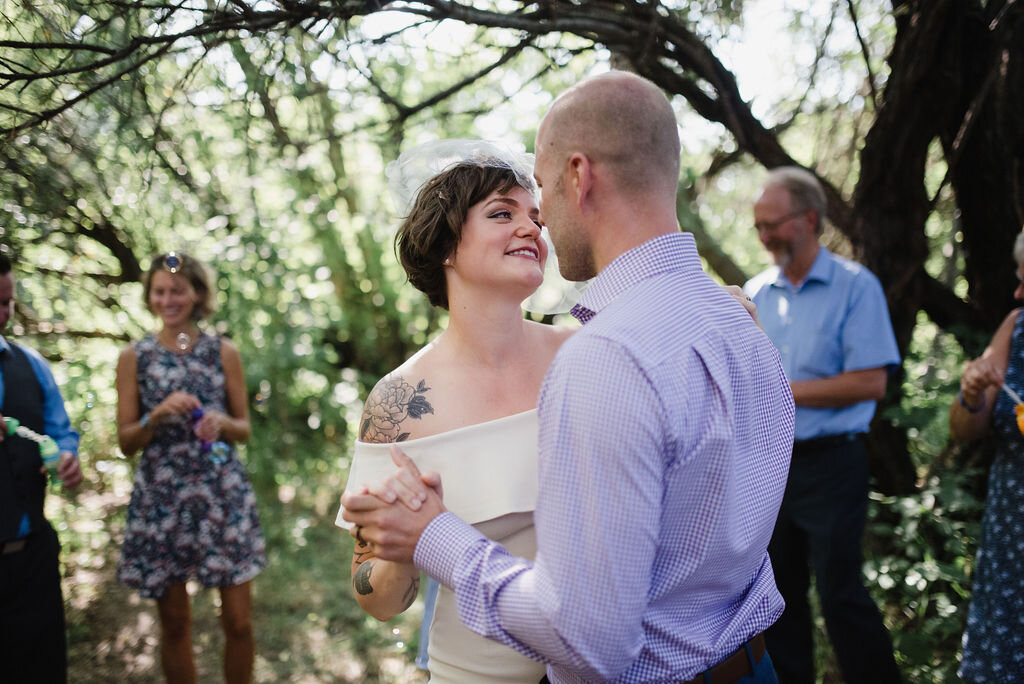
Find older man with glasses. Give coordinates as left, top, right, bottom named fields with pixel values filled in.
left=744, top=166, right=902, bottom=684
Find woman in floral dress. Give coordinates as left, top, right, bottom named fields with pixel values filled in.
left=950, top=230, right=1024, bottom=682
left=116, top=252, right=265, bottom=684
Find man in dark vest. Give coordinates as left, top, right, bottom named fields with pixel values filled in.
left=0, top=251, right=83, bottom=683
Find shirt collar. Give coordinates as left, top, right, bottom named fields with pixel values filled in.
left=771, top=245, right=834, bottom=290
left=572, top=232, right=701, bottom=323
left=0, top=335, right=9, bottom=354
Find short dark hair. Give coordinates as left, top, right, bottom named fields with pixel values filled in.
left=0, top=252, right=11, bottom=275
left=142, top=252, right=217, bottom=320
left=395, top=162, right=528, bottom=309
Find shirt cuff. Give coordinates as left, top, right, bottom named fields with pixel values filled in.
left=414, top=511, right=487, bottom=587
left=57, top=442, right=78, bottom=457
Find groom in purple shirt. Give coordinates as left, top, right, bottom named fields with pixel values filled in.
left=343, top=71, right=795, bottom=683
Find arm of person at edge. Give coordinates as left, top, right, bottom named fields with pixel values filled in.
left=343, top=337, right=671, bottom=681
left=6, top=345, right=84, bottom=489
left=949, top=307, right=1019, bottom=443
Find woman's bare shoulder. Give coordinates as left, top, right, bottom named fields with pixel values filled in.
left=358, top=348, right=448, bottom=444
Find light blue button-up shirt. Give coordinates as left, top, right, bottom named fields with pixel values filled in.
left=415, top=232, right=795, bottom=682
left=744, top=247, right=900, bottom=441
left=0, top=336, right=79, bottom=455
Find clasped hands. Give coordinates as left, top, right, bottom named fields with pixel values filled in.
left=341, top=446, right=446, bottom=564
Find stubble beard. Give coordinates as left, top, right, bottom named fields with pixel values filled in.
left=553, top=227, right=596, bottom=282
left=558, top=253, right=595, bottom=282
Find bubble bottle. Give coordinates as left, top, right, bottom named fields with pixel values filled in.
left=190, top=408, right=231, bottom=465
left=3, top=417, right=62, bottom=483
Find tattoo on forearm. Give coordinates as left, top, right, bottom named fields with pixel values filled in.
left=354, top=560, right=374, bottom=595
left=353, top=548, right=372, bottom=565
left=359, top=375, right=434, bottom=443
left=400, top=576, right=420, bottom=611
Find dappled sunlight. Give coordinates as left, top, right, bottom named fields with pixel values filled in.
left=278, top=482, right=296, bottom=504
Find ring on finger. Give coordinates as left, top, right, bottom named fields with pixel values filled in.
left=355, top=525, right=366, bottom=545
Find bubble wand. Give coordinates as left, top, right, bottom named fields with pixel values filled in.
left=997, top=383, right=1024, bottom=436
left=1001, top=382, right=1023, bottom=405
left=3, top=417, right=61, bottom=482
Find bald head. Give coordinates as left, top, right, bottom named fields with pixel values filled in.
left=538, top=71, right=681, bottom=197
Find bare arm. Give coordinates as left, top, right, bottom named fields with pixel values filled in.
left=345, top=376, right=437, bottom=620
left=350, top=526, right=421, bottom=621
left=790, top=367, right=888, bottom=408
left=116, top=346, right=149, bottom=455
left=949, top=309, right=1017, bottom=442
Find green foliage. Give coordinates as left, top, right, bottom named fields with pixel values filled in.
left=860, top=315, right=984, bottom=683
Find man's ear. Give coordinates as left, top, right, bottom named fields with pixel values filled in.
left=806, top=209, right=822, bottom=235
left=568, top=152, right=592, bottom=208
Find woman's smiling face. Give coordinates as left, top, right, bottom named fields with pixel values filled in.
left=148, top=269, right=198, bottom=327
left=448, top=184, right=547, bottom=296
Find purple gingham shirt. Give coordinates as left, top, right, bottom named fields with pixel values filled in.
left=415, top=232, right=795, bottom=682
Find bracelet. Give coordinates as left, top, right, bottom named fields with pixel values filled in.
left=958, top=390, right=985, bottom=414
left=139, top=412, right=152, bottom=429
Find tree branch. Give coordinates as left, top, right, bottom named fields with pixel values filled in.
left=916, top=268, right=991, bottom=351
left=846, top=0, right=879, bottom=109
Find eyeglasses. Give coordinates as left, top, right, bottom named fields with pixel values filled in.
left=754, top=211, right=806, bottom=233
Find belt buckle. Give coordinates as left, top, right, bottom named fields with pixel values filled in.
left=2, top=538, right=26, bottom=554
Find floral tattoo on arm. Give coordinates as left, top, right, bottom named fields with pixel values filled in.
left=360, top=376, right=434, bottom=442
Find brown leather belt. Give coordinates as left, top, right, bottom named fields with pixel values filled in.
left=683, top=633, right=766, bottom=684
left=1, top=538, right=27, bottom=554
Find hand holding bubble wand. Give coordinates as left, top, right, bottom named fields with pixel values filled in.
left=3, top=417, right=61, bottom=483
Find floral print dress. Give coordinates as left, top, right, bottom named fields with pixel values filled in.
left=961, top=309, right=1024, bottom=682
left=117, top=332, right=266, bottom=599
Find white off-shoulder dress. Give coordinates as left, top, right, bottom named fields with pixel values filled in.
left=336, top=409, right=546, bottom=683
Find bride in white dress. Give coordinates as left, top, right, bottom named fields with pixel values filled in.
left=337, top=140, right=575, bottom=683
